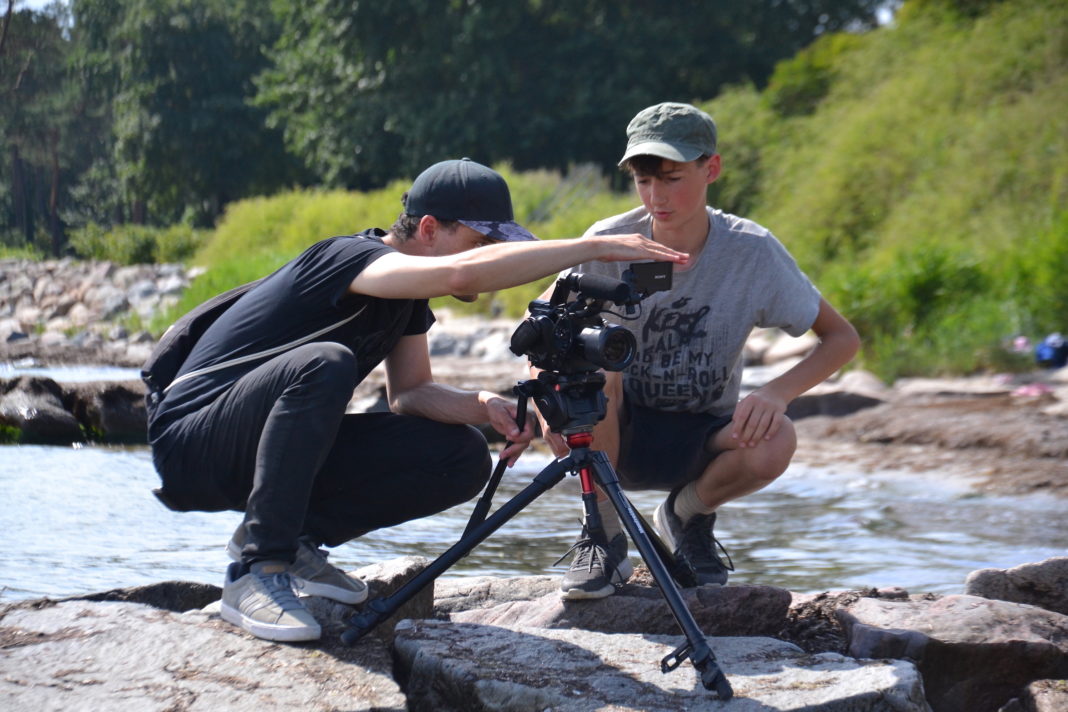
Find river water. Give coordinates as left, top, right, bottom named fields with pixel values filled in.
left=2, top=441, right=1065, bottom=602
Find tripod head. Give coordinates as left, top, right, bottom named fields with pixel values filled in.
left=515, top=370, right=607, bottom=437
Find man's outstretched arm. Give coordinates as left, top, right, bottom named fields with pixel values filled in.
left=351, top=233, right=688, bottom=300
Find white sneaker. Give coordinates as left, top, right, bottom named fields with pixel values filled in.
left=220, top=562, right=321, bottom=642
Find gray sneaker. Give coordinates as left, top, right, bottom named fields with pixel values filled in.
left=557, top=526, right=633, bottom=600
left=654, top=489, right=734, bottom=586
left=227, top=528, right=368, bottom=606
left=220, top=562, right=321, bottom=642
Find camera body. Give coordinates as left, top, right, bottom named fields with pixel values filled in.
left=510, top=262, right=672, bottom=374
left=509, top=261, right=672, bottom=433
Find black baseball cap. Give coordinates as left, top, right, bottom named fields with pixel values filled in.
left=403, top=158, right=538, bottom=242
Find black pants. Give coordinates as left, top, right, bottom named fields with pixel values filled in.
left=153, top=343, right=492, bottom=564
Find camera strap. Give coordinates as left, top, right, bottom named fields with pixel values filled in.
left=163, top=305, right=367, bottom=394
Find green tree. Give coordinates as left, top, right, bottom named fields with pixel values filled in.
left=256, top=0, right=882, bottom=190
left=0, top=1, right=77, bottom=254
left=73, top=0, right=304, bottom=227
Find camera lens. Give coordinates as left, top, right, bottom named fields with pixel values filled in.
left=577, top=325, right=636, bottom=371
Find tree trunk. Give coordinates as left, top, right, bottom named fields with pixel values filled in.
left=48, top=128, right=63, bottom=255
left=10, top=143, right=33, bottom=245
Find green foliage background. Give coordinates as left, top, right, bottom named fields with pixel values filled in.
left=7, top=0, right=1066, bottom=382
left=155, top=0, right=1067, bottom=381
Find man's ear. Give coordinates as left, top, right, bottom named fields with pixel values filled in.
left=416, top=215, right=439, bottom=246
left=705, top=154, right=722, bottom=185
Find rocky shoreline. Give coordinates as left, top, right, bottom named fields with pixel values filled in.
left=2, top=556, right=1066, bottom=710
left=3, top=258, right=1068, bottom=709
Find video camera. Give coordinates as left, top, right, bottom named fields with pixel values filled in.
left=509, top=261, right=672, bottom=374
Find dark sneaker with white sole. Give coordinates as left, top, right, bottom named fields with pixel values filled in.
left=557, top=527, right=633, bottom=600
left=220, top=561, right=321, bottom=642
left=653, top=488, right=734, bottom=586
left=227, top=529, right=368, bottom=606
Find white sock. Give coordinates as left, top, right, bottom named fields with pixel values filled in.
left=672, top=481, right=716, bottom=524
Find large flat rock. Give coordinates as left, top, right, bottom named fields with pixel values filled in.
left=0, top=599, right=404, bottom=711
left=837, top=594, right=1068, bottom=712
left=393, top=619, right=931, bottom=711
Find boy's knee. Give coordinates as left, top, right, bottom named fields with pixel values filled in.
left=745, top=418, right=797, bottom=484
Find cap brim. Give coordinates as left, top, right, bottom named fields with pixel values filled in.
left=459, top=220, right=538, bottom=242
left=618, top=140, right=705, bottom=166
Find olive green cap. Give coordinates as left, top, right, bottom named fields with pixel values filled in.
left=619, top=102, right=718, bottom=165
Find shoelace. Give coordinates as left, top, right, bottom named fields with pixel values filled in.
left=257, top=572, right=304, bottom=611
left=679, top=515, right=735, bottom=572
left=554, top=534, right=606, bottom=573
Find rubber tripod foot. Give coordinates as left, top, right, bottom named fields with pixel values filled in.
left=701, top=664, right=734, bottom=700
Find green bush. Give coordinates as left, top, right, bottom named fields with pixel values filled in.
left=764, top=33, right=865, bottom=117
left=0, top=244, right=44, bottom=259
left=69, top=222, right=207, bottom=265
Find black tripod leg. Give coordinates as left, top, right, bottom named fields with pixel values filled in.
left=340, top=458, right=571, bottom=646
left=590, top=452, right=733, bottom=700
left=624, top=496, right=699, bottom=589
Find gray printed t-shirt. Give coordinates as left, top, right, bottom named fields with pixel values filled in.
left=566, top=206, right=821, bottom=417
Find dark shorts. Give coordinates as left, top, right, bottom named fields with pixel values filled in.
left=616, top=395, right=733, bottom=491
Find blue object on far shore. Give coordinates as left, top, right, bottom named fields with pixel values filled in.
left=1035, top=333, right=1068, bottom=369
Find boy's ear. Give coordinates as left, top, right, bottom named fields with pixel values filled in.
left=705, top=154, right=722, bottom=184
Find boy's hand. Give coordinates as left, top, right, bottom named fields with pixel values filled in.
left=730, top=387, right=787, bottom=448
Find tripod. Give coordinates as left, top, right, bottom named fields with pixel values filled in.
left=340, top=370, right=733, bottom=700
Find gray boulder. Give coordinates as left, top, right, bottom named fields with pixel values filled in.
left=786, top=388, right=885, bottom=419
left=449, top=582, right=792, bottom=637
left=72, top=579, right=221, bottom=612
left=62, top=379, right=148, bottom=443
left=0, top=376, right=84, bottom=443
left=786, top=369, right=888, bottom=420
left=836, top=594, right=1068, bottom=712
left=966, top=557, right=1068, bottom=616
left=393, top=619, right=931, bottom=711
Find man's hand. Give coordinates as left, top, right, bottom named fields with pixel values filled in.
left=591, top=233, right=691, bottom=266
left=730, top=386, right=788, bottom=448
left=480, top=392, right=535, bottom=466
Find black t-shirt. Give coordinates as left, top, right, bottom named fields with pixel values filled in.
left=148, top=229, right=434, bottom=437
